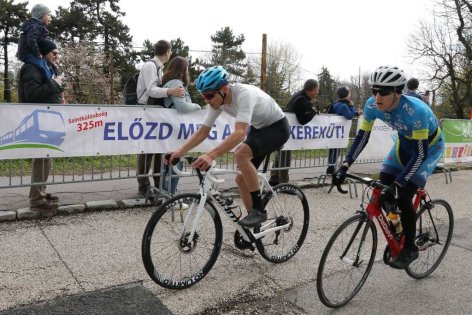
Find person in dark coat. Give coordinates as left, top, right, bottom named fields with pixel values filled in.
left=269, top=79, right=319, bottom=186
left=18, top=38, right=64, bottom=214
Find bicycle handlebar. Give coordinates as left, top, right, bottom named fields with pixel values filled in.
left=163, top=154, right=228, bottom=185
left=329, top=172, right=388, bottom=194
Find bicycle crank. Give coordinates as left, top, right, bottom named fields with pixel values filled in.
left=234, top=230, right=255, bottom=251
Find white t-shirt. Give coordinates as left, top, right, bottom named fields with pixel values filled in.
left=202, top=83, right=285, bottom=129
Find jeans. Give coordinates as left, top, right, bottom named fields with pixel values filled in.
left=162, top=161, right=183, bottom=195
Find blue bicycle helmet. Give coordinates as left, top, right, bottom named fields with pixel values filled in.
left=196, top=66, right=229, bottom=93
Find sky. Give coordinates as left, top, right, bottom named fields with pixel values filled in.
left=26, top=0, right=436, bottom=86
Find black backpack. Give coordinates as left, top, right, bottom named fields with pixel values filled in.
left=122, top=60, right=162, bottom=105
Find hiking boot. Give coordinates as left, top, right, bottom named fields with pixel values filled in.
left=30, top=200, right=58, bottom=215
left=45, top=193, right=59, bottom=204
left=389, top=247, right=419, bottom=269
left=238, top=209, right=267, bottom=227
left=138, top=185, right=158, bottom=198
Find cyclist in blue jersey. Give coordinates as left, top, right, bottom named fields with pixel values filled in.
left=333, top=65, right=445, bottom=269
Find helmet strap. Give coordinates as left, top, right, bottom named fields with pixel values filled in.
left=218, top=91, right=226, bottom=105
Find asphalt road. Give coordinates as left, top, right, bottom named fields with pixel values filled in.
left=0, top=167, right=470, bottom=314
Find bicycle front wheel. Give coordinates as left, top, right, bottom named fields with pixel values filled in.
left=142, top=193, right=223, bottom=289
left=317, top=214, right=377, bottom=308
left=406, top=199, right=454, bottom=279
left=256, top=183, right=309, bottom=263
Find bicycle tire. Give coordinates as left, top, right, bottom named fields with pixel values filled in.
left=316, top=214, right=377, bottom=308
left=142, top=193, right=223, bottom=289
left=406, top=199, right=454, bottom=279
left=256, top=183, right=309, bottom=263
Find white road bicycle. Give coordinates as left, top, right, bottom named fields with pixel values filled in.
left=142, top=155, right=310, bottom=289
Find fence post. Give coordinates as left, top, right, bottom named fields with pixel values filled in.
left=260, top=34, right=267, bottom=92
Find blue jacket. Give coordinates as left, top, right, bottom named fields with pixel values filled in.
left=404, top=90, right=424, bottom=101
left=17, top=18, right=50, bottom=61
left=329, top=100, right=359, bottom=120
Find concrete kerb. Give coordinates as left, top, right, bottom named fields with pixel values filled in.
left=3, top=162, right=468, bottom=223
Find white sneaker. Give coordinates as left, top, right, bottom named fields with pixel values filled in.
left=171, top=202, right=189, bottom=210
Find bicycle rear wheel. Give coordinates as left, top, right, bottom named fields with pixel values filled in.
left=256, top=183, right=309, bottom=263
left=142, top=193, right=223, bottom=289
left=317, top=214, right=377, bottom=308
left=406, top=199, right=453, bottom=279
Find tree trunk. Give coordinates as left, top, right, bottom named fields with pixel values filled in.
left=3, top=27, right=12, bottom=102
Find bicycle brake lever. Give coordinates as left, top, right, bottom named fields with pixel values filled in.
left=328, top=185, right=335, bottom=194
left=336, top=184, right=348, bottom=194
left=164, top=153, right=180, bottom=165
left=329, top=181, right=348, bottom=194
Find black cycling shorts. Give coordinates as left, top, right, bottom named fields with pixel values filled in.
left=244, top=117, right=290, bottom=169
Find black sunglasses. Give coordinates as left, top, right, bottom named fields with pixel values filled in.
left=371, top=88, right=393, bottom=97
left=201, top=92, right=217, bottom=100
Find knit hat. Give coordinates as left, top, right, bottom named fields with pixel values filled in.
left=31, top=3, right=51, bottom=19
left=337, top=86, right=350, bottom=99
left=38, top=39, right=57, bottom=56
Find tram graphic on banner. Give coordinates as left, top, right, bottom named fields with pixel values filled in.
left=0, top=109, right=66, bottom=151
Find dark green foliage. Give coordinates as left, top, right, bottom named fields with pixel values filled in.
left=0, top=0, right=28, bottom=102
left=317, top=67, right=336, bottom=113
left=206, top=26, right=247, bottom=79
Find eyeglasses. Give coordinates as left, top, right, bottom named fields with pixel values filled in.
left=201, top=92, right=217, bottom=100
left=371, top=88, right=393, bottom=97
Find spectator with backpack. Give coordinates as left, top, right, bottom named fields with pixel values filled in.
left=135, top=40, right=184, bottom=199
left=326, top=86, right=361, bottom=174
left=160, top=56, right=201, bottom=198
left=268, top=79, right=319, bottom=186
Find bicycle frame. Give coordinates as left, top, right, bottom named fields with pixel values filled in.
left=363, top=185, right=426, bottom=257
left=176, top=162, right=293, bottom=245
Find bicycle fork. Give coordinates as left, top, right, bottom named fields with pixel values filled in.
left=341, top=216, right=370, bottom=267
left=180, top=192, right=208, bottom=244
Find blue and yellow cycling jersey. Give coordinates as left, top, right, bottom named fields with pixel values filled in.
left=360, top=95, right=439, bottom=141
left=345, top=95, right=444, bottom=188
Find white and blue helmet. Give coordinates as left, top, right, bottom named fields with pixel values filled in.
left=369, top=65, right=407, bottom=88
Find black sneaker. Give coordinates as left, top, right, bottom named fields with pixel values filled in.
left=238, top=210, right=267, bottom=227
left=389, top=247, right=419, bottom=269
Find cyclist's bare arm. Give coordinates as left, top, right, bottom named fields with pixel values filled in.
left=192, top=122, right=248, bottom=170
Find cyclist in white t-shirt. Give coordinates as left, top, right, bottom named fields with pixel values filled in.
left=167, top=66, right=290, bottom=227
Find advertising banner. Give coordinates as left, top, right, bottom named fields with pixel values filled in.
left=355, top=117, right=397, bottom=161
left=0, top=104, right=351, bottom=159
left=441, top=119, right=472, bottom=163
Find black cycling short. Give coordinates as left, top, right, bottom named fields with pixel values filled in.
left=244, top=117, right=290, bottom=169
